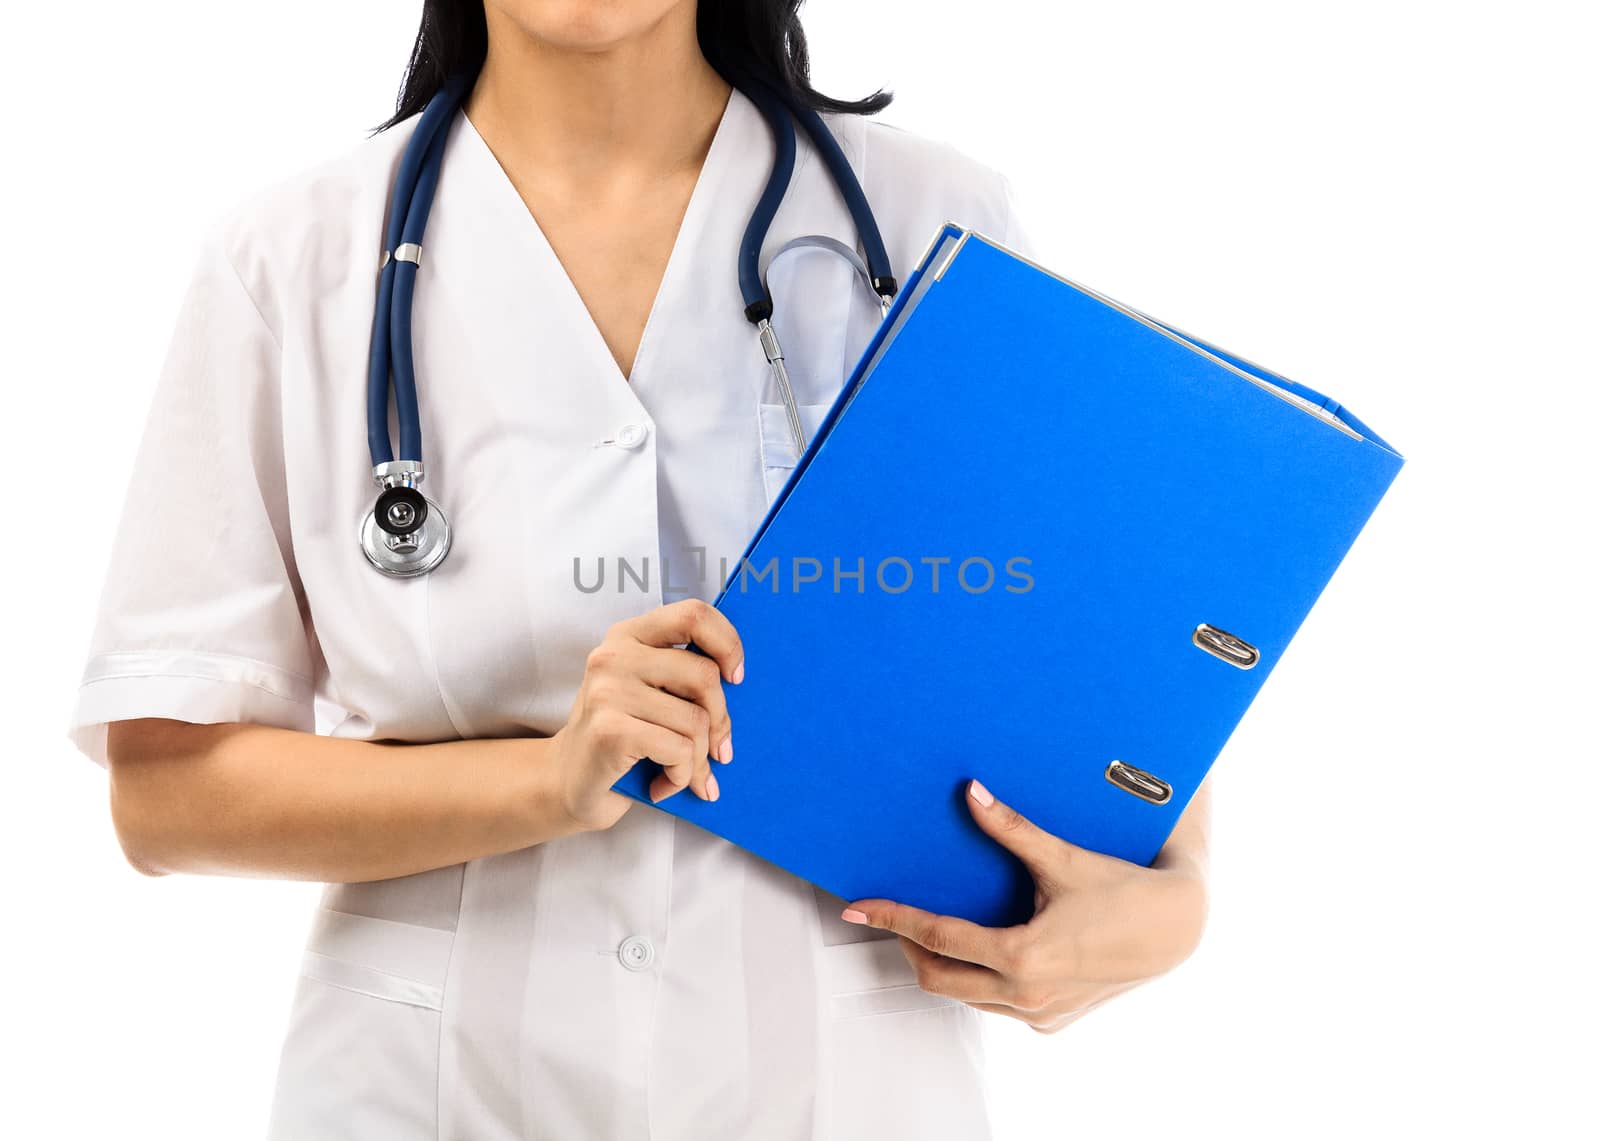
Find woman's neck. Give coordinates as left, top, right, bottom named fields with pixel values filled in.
left=464, top=4, right=733, bottom=197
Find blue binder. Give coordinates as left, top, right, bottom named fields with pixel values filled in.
left=614, top=223, right=1405, bottom=927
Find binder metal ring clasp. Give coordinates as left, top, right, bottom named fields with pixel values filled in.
left=1192, top=623, right=1259, bottom=669
left=1104, top=760, right=1173, bottom=805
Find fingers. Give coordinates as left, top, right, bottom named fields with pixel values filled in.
left=634, top=645, right=732, bottom=764
left=626, top=683, right=721, bottom=803
left=894, top=936, right=1068, bottom=1013
left=627, top=683, right=715, bottom=765
left=965, top=779, right=1115, bottom=892
left=623, top=599, right=744, bottom=685
left=625, top=716, right=714, bottom=805
left=840, top=898, right=1019, bottom=972
left=582, top=600, right=743, bottom=808
left=896, top=938, right=1127, bottom=1031
left=893, top=937, right=1014, bottom=1006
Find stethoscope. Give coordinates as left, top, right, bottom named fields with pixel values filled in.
left=360, top=68, right=898, bottom=577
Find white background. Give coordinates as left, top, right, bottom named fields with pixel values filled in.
left=4, top=1, right=1595, bottom=1137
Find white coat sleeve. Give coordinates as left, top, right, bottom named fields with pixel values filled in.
left=998, top=172, right=1040, bottom=262
left=65, top=223, right=317, bottom=769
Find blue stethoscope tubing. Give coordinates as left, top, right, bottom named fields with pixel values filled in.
left=730, top=69, right=896, bottom=319
left=361, top=68, right=894, bottom=576
left=366, top=72, right=473, bottom=468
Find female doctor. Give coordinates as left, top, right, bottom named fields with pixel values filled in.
left=66, top=1, right=1213, bottom=1137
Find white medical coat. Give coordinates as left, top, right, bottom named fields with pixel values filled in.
left=66, top=85, right=1036, bottom=1140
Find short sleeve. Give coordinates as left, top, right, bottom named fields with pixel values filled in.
left=65, top=224, right=317, bottom=768
left=998, top=173, right=1040, bottom=261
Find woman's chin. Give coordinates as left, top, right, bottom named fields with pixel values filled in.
left=488, top=0, right=685, bottom=55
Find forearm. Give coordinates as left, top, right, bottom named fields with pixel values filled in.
left=105, top=718, right=584, bottom=882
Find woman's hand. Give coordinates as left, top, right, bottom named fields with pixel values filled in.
left=841, top=779, right=1211, bottom=1033
left=552, top=599, right=744, bottom=833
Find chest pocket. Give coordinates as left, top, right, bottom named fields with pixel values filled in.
left=757, top=401, right=835, bottom=505
left=812, top=882, right=958, bottom=1019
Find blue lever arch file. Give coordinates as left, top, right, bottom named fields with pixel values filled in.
left=614, top=223, right=1405, bottom=927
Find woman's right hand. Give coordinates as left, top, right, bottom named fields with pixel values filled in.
left=551, top=599, right=745, bottom=833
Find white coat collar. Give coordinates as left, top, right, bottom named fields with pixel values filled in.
left=423, top=86, right=768, bottom=426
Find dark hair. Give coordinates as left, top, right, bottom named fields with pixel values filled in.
left=374, top=1, right=890, bottom=132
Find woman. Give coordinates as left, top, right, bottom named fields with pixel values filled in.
left=66, top=1, right=1212, bottom=1137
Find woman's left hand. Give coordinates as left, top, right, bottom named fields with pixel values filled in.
left=840, top=778, right=1211, bottom=1033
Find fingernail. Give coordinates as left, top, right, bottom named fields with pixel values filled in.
left=717, top=735, right=733, bottom=763
left=840, top=908, right=869, bottom=925
left=732, top=660, right=745, bottom=685
left=706, top=772, right=720, bottom=801
left=968, top=779, right=994, bottom=807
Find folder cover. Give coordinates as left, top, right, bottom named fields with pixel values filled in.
left=614, top=223, right=1405, bottom=927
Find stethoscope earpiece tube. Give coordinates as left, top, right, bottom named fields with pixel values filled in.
left=734, top=75, right=798, bottom=321
left=742, top=72, right=898, bottom=305
left=731, top=70, right=897, bottom=457
left=787, top=96, right=897, bottom=301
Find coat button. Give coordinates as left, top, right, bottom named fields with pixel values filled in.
left=616, top=422, right=649, bottom=450
left=617, top=934, right=655, bottom=971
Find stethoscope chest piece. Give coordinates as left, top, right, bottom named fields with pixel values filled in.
left=360, top=461, right=452, bottom=577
